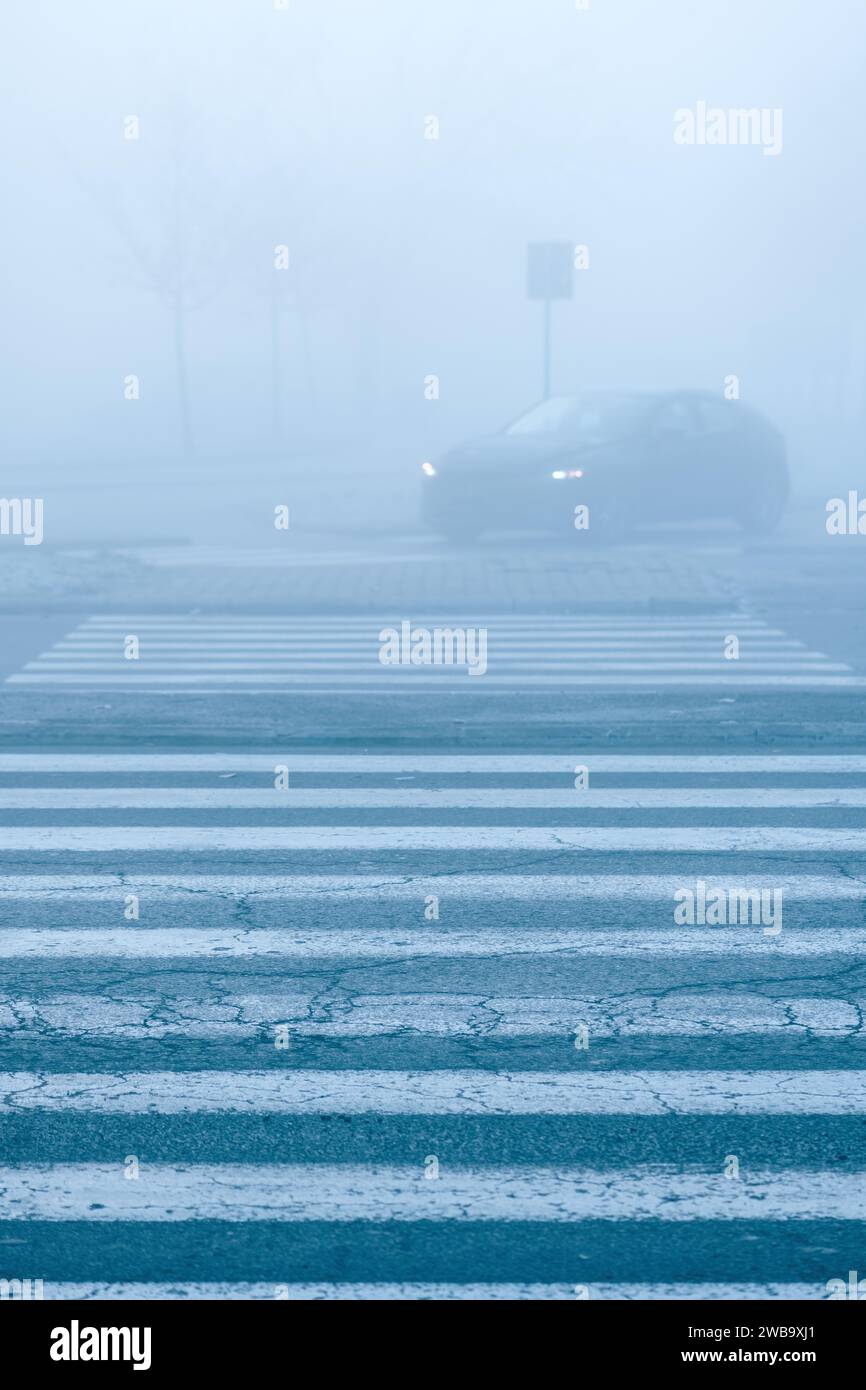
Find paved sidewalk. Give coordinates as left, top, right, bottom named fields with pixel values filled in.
left=0, top=542, right=741, bottom=614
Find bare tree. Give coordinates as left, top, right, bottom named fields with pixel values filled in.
left=82, top=101, right=247, bottom=458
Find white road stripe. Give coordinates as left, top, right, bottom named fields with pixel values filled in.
left=20, top=667, right=845, bottom=678
left=19, top=686, right=864, bottom=696
left=0, top=754, right=864, bottom=772
left=70, top=632, right=791, bottom=645
left=7, top=993, right=860, bottom=1037
left=9, top=674, right=864, bottom=686
left=0, top=929, right=857, bottom=960
left=1, top=787, right=864, bottom=808
left=41, top=629, right=809, bottom=641
left=76, top=628, right=773, bottom=641
left=55, top=622, right=801, bottom=635
left=22, top=649, right=845, bottom=663
left=0, top=872, right=858, bottom=898
left=2, top=1070, right=865, bottom=1114
left=51, top=630, right=821, bottom=640
left=0, top=1163, right=861, bottom=1222
left=80, top=614, right=771, bottom=626
left=47, top=640, right=817, bottom=652
left=2, top=827, right=864, bottom=851
left=36, top=1281, right=828, bottom=1301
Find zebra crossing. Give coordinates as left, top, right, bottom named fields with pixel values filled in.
left=2, top=749, right=866, bottom=1298
left=30, top=1282, right=826, bottom=1302
left=5, top=612, right=861, bottom=688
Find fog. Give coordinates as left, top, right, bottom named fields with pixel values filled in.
left=3, top=0, right=863, bottom=542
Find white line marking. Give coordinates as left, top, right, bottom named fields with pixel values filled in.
left=2, top=1070, right=865, bottom=1114
left=2, top=827, right=864, bottom=851
left=21, top=650, right=845, bottom=663
left=36, top=1281, right=828, bottom=1301
left=68, top=634, right=791, bottom=648
left=50, top=639, right=815, bottom=651
left=12, top=687, right=863, bottom=697
left=0, top=929, right=860, bottom=960
left=0, top=1164, right=861, bottom=1221
left=6, top=992, right=860, bottom=1037
left=0, top=755, right=862, bottom=771
left=80, top=614, right=770, bottom=626
left=1, top=788, right=864, bottom=809
left=0, top=872, right=858, bottom=898
left=23, top=667, right=850, bottom=678
left=9, top=674, right=864, bottom=686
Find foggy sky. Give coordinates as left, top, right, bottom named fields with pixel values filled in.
left=3, top=0, right=863, bottom=491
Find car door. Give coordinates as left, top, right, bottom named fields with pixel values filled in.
left=693, top=397, right=740, bottom=517
left=644, top=396, right=702, bottom=520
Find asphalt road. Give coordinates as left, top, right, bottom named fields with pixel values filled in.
left=1, top=564, right=866, bottom=1300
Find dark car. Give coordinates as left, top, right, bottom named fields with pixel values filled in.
left=420, top=389, right=788, bottom=542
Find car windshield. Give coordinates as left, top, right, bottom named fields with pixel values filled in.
left=505, top=394, right=647, bottom=443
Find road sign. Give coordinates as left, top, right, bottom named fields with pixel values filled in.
left=527, top=241, right=574, bottom=301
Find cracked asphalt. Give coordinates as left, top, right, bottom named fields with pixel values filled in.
left=1, top=545, right=866, bottom=1297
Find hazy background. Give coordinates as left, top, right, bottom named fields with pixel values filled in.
left=2, top=0, right=862, bottom=541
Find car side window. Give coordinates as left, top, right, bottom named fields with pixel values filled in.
left=697, top=400, right=735, bottom=435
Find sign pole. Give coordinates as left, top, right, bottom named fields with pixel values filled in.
left=543, top=298, right=552, bottom=398
left=527, top=242, right=573, bottom=402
